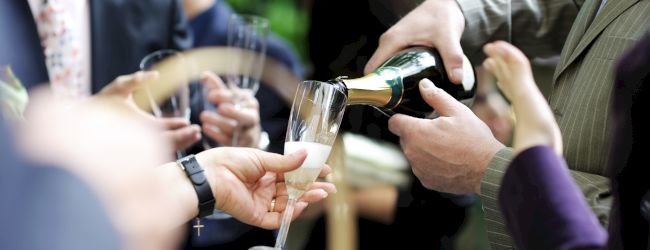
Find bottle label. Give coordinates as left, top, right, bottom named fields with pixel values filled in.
left=373, top=66, right=403, bottom=109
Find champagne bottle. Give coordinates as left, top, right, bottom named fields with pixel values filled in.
left=328, top=47, right=476, bottom=118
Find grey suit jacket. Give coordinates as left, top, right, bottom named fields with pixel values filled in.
left=457, top=0, right=650, bottom=248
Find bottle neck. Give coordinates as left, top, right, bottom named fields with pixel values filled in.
left=336, top=73, right=396, bottom=108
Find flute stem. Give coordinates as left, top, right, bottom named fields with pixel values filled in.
left=274, top=198, right=296, bottom=249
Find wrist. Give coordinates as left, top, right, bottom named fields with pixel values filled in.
left=177, top=154, right=215, bottom=218
left=478, top=146, right=513, bottom=193
left=162, top=162, right=200, bottom=222
left=195, top=150, right=231, bottom=212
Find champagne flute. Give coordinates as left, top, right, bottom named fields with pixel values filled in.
left=226, top=14, right=269, bottom=146
left=139, top=49, right=190, bottom=159
left=249, top=80, right=347, bottom=250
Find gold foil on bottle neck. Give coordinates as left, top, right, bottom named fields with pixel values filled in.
left=342, top=73, right=392, bottom=108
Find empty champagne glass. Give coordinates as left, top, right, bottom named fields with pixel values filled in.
left=226, top=14, right=269, bottom=146
left=249, top=80, right=347, bottom=250
left=139, top=49, right=190, bottom=159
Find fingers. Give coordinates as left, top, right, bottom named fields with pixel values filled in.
left=388, top=113, right=422, bottom=137
left=201, top=71, right=226, bottom=91
left=418, top=79, right=469, bottom=117
left=275, top=182, right=336, bottom=198
left=483, top=41, right=531, bottom=75
left=483, top=41, right=527, bottom=62
left=159, top=117, right=191, bottom=130
left=202, top=123, right=231, bottom=146
left=217, top=103, right=259, bottom=127
left=200, top=111, right=237, bottom=135
left=260, top=184, right=333, bottom=229
left=482, top=58, right=498, bottom=77
left=258, top=201, right=309, bottom=229
left=271, top=189, right=330, bottom=215
left=255, top=149, right=308, bottom=173
left=163, top=124, right=201, bottom=150
left=437, top=40, right=465, bottom=84
left=319, top=164, right=332, bottom=177
left=100, top=71, right=159, bottom=98
left=207, top=88, right=258, bottom=108
left=207, top=90, right=233, bottom=105
left=201, top=107, right=260, bottom=146
left=307, top=182, right=337, bottom=195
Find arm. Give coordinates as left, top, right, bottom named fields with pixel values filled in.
left=154, top=148, right=335, bottom=230
left=19, top=72, right=336, bottom=240
left=458, top=0, right=579, bottom=62
left=480, top=148, right=612, bottom=248
left=499, top=146, right=607, bottom=250
left=481, top=40, right=609, bottom=249
left=366, top=0, right=579, bottom=82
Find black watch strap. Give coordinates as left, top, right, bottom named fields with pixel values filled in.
left=178, top=155, right=215, bottom=218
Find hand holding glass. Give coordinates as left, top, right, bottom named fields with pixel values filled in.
left=139, top=49, right=190, bottom=158
left=226, top=14, right=268, bottom=146
left=248, top=81, right=346, bottom=250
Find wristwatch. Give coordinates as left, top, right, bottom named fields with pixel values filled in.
left=177, top=154, right=215, bottom=218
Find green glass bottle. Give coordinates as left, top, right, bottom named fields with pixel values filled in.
left=328, top=47, right=476, bottom=118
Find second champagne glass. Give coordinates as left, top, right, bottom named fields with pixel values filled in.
left=226, top=14, right=269, bottom=146
left=139, top=49, right=190, bottom=159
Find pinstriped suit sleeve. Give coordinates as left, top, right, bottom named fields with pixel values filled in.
left=480, top=147, right=516, bottom=249
left=456, top=0, right=579, bottom=62
left=479, top=148, right=612, bottom=249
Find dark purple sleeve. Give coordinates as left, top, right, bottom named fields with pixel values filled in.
left=498, top=146, right=607, bottom=250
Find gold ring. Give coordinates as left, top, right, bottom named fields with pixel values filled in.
left=269, top=199, right=277, bottom=212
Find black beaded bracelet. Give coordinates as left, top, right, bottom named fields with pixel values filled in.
left=177, top=154, right=215, bottom=218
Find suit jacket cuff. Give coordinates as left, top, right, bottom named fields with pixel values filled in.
left=478, top=147, right=516, bottom=248
left=480, top=146, right=513, bottom=195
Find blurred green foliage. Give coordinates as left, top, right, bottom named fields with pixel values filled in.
left=226, top=0, right=309, bottom=63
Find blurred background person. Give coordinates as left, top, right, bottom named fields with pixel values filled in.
left=181, top=0, right=306, bottom=248
left=0, top=0, right=201, bottom=154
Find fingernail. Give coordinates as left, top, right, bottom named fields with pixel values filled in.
left=321, top=191, right=329, bottom=198
left=452, top=68, right=464, bottom=83
left=420, top=79, right=435, bottom=89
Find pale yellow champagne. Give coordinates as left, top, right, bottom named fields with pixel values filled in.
left=283, top=141, right=332, bottom=199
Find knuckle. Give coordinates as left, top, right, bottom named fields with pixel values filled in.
left=379, top=32, right=396, bottom=44
left=445, top=54, right=464, bottom=66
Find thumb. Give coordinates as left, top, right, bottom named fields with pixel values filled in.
left=364, top=31, right=406, bottom=74
left=256, top=149, right=307, bottom=173
left=165, top=124, right=201, bottom=150
left=419, top=79, right=467, bottom=117
left=436, top=39, right=465, bottom=84
left=100, top=71, right=159, bottom=98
